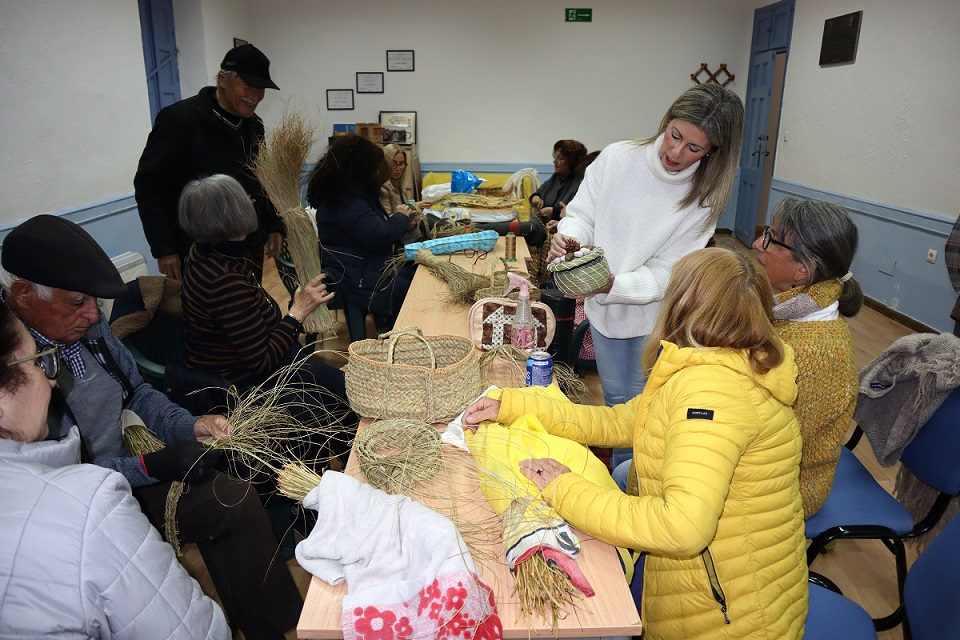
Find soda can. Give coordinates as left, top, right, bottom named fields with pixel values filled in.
left=526, top=350, right=553, bottom=387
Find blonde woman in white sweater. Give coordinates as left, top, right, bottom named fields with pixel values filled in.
left=552, top=84, right=743, bottom=469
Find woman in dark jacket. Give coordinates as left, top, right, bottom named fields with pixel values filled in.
left=530, top=139, right=588, bottom=225
left=306, top=135, right=419, bottom=329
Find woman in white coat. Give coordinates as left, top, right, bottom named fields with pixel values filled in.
left=0, top=303, right=229, bottom=639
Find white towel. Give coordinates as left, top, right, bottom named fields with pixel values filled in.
left=501, top=168, right=541, bottom=198
left=297, top=471, right=503, bottom=640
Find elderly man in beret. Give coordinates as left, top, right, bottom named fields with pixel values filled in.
left=0, top=215, right=301, bottom=640
left=134, top=43, right=283, bottom=282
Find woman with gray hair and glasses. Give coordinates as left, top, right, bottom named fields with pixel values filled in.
left=753, top=196, right=863, bottom=518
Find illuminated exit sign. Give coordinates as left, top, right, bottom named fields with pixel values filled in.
left=565, top=8, right=592, bottom=22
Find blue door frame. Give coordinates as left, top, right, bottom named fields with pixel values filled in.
left=733, top=0, right=794, bottom=247
left=138, top=0, right=181, bottom=124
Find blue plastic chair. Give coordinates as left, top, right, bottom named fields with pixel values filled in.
left=903, top=512, right=960, bottom=640
left=804, top=572, right=877, bottom=640
left=805, top=388, right=960, bottom=631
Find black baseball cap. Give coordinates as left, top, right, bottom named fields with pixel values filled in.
left=1, top=215, right=127, bottom=299
left=220, top=44, right=279, bottom=90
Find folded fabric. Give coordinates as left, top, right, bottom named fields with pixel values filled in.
left=855, top=332, right=960, bottom=465
left=297, top=471, right=502, bottom=640
left=461, top=385, right=628, bottom=596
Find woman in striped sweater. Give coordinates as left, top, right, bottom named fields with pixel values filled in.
left=550, top=84, right=744, bottom=470
left=178, top=174, right=356, bottom=463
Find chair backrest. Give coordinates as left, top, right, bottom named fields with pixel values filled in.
left=900, top=387, right=960, bottom=494
left=904, top=512, right=960, bottom=639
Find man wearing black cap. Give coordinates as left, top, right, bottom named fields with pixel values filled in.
left=134, top=43, right=283, bottom=282
left=0, top=214, right=302, bottom=640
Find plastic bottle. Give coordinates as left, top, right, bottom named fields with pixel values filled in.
left=504, top=272, right=536, bottom=351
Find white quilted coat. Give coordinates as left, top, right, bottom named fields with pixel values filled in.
left=0, top=428, right=229, bottom=639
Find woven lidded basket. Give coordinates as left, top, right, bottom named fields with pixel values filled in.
left=547, top=246, right=611, bottom=296
left=345, top=326, right=481, bottom=422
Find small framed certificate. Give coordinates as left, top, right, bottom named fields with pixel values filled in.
left=326, top=89, right=354, bottom=111
left=356, top=72, right=384, bottom=94
left=386, top=50, right=415, bottom=72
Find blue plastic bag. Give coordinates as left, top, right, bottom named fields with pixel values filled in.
left=451, top=170, right=483, bottom=194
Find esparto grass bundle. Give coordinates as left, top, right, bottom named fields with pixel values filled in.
left=278, top=461, right=324, bottom=502
left=252, top=111, right=334, bottom=334
left=122, top=423, right=187, bottom=556
left=413, top=248, right=488, bottom=306
left=513, top=551, right=584, bottom=631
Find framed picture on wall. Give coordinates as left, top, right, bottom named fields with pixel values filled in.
left=326, top=89, right=354, bottom=110
left=386, top=50, right=415, bottom=72
left=356, top=72, right=384, bottom=93
left=379, top=111, right=416, bottom=145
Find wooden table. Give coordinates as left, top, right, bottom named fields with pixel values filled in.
left=298, top=237, right=641, bottom=639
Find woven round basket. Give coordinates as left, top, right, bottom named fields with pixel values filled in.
left=355, top=418, right=442, bottom=494
left=345, top=326, right=481, bottom=422
left=547, top=246, right=611, bottom=296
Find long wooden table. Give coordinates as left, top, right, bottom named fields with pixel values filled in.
left=298, top=237, right=641, bottom=639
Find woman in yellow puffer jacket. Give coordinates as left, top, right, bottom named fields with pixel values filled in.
left=464, top=248, right=808, bottom=640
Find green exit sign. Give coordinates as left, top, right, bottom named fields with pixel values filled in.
left=565, top=8, right=592, bottom=22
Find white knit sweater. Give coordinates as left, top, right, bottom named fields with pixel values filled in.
left=558, top=136, right=715, bottom=339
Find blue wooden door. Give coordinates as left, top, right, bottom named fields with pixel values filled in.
left=138, top=0, right=180, bottom=124
left=734, top=50, right=776, bottom=245
left=733, top=0, right=794, bottom=246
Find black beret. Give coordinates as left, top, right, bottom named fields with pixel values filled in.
left=1, top=215, right=128, bottom=299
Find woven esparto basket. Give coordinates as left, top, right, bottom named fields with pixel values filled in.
left=345, top=326, right=481, bottom=422
left=547, top=246, right=612, bottom=296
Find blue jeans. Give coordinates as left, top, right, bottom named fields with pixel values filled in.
left=612, top=459, right=632, bottom=491
left=591, top=329, right=648, bottom=468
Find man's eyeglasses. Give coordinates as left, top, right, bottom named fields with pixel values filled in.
left=7, top=346, right=60, bottom=380
left=761, top=226, right=796, bottom=253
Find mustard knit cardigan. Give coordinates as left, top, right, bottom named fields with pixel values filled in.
left=774, top=281, right=858, bottom=518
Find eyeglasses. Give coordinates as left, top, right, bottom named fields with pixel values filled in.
left=761, top=226, right=796, bottom=253
left=7, top=346, right=60, bottom=380
left=552, top=154, right=565, bottom=163
left=447, top=248, right=489, bottom=266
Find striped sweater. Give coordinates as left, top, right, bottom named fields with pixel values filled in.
left=182, top=241, right=302, bottom=385
left=558, top=136, right=715, bottom=339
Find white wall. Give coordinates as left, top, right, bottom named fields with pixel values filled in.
left=172, top=0, right=209, bottom=94
left=0, top=0, right=152, bottom=224
left=248, top=0, right=759, bottom=163
left=777, top=0, right=960, bottom=219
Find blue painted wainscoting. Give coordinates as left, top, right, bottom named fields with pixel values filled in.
left=0, top=194, right=156, bottom=275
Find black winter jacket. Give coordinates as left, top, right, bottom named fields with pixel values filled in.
left=133, top=87, right=282, bottom=259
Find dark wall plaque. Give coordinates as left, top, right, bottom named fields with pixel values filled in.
left=819, top=11, right=862, bottom=66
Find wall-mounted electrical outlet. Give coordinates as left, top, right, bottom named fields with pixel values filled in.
left=927, top=249, right=938, bottom=264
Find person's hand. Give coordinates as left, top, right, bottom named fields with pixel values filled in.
left=520, top=457, right=571, bottom=490
left=158, top=254, right=182, bottom=281
left=548, top=233, right=575, bottom=262
left=530, top=195, right=544, bottom=208
left=194, top=414, right=231, bottom=440
left=461, top=397, right=502, bottom=431
left=406, top=211, right=421, bottom=231
left=140, top=440, right=221, bottom=483
left=264, top=232, right=283, bottom=259
left=546, top=220, right=559, bottom=234
left=291, top=273, right=335, bottom=319
left=558, top=201, right=568, bottom=218
left=540, top=206, right=554, bottom=219
left=395, top=204, right=414, bottom=218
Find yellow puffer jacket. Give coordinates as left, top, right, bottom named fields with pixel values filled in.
left=495, top=341, right=808, bottom=640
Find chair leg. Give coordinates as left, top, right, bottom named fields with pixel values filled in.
left=807, top=526, right=908, bottom=631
